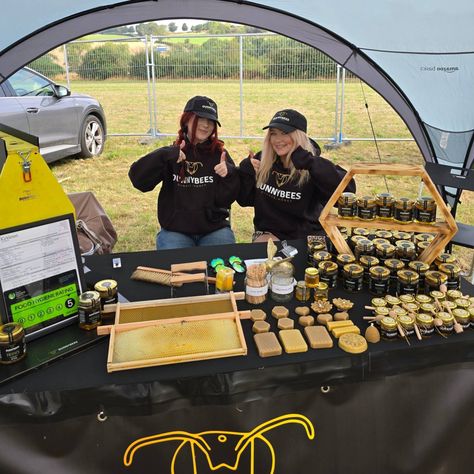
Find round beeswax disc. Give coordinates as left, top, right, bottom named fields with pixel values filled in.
left=338, top=333, right=368, bottom=354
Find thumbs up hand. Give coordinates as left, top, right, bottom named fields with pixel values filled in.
left=177, top=140, right=186, bottom=163
left=249, top=151, right=260, bottom=173
left=214, top=150, right=228, bottom=177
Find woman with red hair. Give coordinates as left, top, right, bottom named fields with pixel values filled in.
left=129, top=96, right=239, bottom=249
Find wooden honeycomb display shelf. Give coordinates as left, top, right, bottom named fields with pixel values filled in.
left=319, top=163, right=458, bottom=264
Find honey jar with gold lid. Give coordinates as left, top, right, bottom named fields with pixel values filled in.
left=353, top=227, right=370, bottom=237
left=416, top=240, right=431, bottom=256
left=375, top=193, right=395, bottom=220
left=415, top=294, right=432, bottom=304
left=446, top=289, right=463, bottom=301
left=415, top=233, right=435, bottom=244
left=78, top=291, right=102, bottom=331
left=350, top=235, right=367, bottom=251
left=359, top=255, right=380, bottom=283
left=371, top=297, right=388, bottom=307
left=375, top=242, right=396, bottom=263
left=336, top=253, right=356, bottom=276
left=454, top=298, right=470, bottom=310
left=295, top=281, right=311, bottom=302
left=385, top=258, right=405, bottom=290
left=304, top=267, right=320, bottom=288
left=312, top=250, right=332, bottom=266
left=368, top=265, right=390, bottom=295
left=416, top=313, right=435, bottom=337
left=357, top=195, right=377, bottom=220
left=408, top=260, right=430, bottom=291
left=0, top=322, right=26, bottom=364
left=438, top=312, right=454, bottom=335
left=396, top=269, right=419, bottom=295
left=434, top=253, right=457, bottom=268
left=380, top=316, right=398, bottom=340
left=414, top=196, right=437, bottom=224
left=438, top=262, right=462, bottom=291
left=393, top=197, right=414, bottom=224
left=354, top=239, right=375, bottom=260
left=398, top=314, right=415, bottom=336
left=318, top=260, right=338, bottom=288
left=374, top=230, right=393, bottom=241
left=395, top=240, right=417, bottom=264
left=342, top=263, right=364, bottom=292
left=337, top=192, right=357, bottom=219
left=452, top=308, right=470, bottom=330
left=424, top=270, right=448, bottom=294
left=391, top=231, right=413, bottom=242
left=314, top=282, right=329, bottom=301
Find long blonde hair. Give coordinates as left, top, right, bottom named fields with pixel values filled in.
left=256, top=129, right=314, bottom=188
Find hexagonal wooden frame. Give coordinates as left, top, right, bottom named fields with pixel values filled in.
left=319, top=163, right=458, bottom=264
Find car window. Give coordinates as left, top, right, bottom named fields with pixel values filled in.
left=8, top=68, right=55, bottom=97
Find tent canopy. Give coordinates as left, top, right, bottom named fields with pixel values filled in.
left=1, top=0, right=473, bottom=169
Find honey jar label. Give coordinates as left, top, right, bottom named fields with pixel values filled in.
left=245, top=284, right=268, bottom=297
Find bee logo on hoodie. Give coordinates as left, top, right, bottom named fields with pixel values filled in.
left=186, top=161, right=203, bottom=175
left=272, top=170, right=291, bottom=188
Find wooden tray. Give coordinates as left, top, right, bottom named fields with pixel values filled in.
left=318, top=163, right=458, bottom=264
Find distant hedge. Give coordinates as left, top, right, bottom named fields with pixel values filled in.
left=28, top=55, right=64, bottom=78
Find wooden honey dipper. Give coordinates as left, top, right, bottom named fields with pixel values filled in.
left=388, top=310, right=410, bottom=346
left=438, top=283, right=464, bottom=334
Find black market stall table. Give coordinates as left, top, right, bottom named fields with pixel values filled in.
left=0, top=240, right=473, bottom=474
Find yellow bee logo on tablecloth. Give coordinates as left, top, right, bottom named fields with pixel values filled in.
left=186, top=161, right=203, bottom=175
left=272, top=170, right=291, bottom=188
left=123, top=413, right=315, bottom=473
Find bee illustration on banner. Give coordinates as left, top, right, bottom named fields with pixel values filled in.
left=123, top=413, right=315, bottom=473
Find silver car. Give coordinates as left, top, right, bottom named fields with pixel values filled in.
left=0, top=67, right=106, bottom=163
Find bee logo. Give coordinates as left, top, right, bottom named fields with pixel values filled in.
left=272, top=171, right=291, bottom=187
left=124, top=413, right=315, bottom=473
left=185, top=161, right=203, bottom=175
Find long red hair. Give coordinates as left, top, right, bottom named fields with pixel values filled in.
left=174, top=112, right=224, bottom=154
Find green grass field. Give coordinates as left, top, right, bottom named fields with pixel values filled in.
left=50, top=79, right=473, bottom=270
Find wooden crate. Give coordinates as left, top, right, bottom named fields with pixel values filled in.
left=318, top=163, right=458, bottom=264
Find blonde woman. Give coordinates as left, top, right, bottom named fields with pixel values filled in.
left=238, top=109, right=355, bottom=242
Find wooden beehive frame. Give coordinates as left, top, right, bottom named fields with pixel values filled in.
left=318, top=163, right=458, bottom=264
left=98, top=291, right=249, bottom=372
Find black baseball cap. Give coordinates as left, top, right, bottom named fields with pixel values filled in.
left=262, top=109, right=307, bottom=133
left=183, top=96, right=221, bottom=126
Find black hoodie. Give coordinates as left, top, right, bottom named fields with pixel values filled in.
left=238, top=145, right=355, bottom=239
left=129, top=141, right=239, bottom=235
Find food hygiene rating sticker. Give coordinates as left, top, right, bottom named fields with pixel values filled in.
left=6, top=283, right=78, bottom=329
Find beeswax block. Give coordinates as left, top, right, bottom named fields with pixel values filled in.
left=278, top=317, right=294, bottom=330
left=272, top=306, right=289, bottom=319
left=304, top=326, right=333, bottom=349
left=331, top=325, right=360, bottom=339
left=279, top=329, right=308, bottom=353
left=254, top=332, right=282, bottom=357
left=250, top=309, right=267, bottom=321
left=252, top=320, right=270, bottom=333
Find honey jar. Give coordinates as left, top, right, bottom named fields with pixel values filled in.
left=415, top=294, right=432, bottom=305
left=403, top=302, right=419, bottom=314
left=374, top=306, right=390, bottom=318
left=342, top=263, right=364, bottom=292
left=393, top=197, right=414, bottom=224
left=359, top=255, right=380, bottom=283
left=337, top=192, right=357, bottom=219
left=416, top=313, right=434, bottom=337
left=307, top=238, right=326, bottom=265
left=385, top=258, right=405, bottom=292
left=429, top=290, right=445, bottom=303
left=424, top=270, right=448, bottom=294
left=385, top=295, right=401, bottom=306
left=304, top=267, right=320, bottom=288
left=375, top=242, right=396, bottom=263
left=336, top=253, right=356, bottom=277
left=416, top=240, right=431, bottom=256
left=414, top=196, right=437, bottom=224
left=368, top=265, right=390, bottom=295
left=78, top=291, right=102, bottom=330
left=0, top=323, right=26, bottom=364
left=312, top=250, right=332, bottom=267
left=446, top=289, right=463, bottom=301
left=438, top=312, right=454, bottom=335
left=396, top=269, right=420, bottom=295
left=395, top=240, right=417, bottom=264
left=391, top=231, right=413, bottom=243
left=452, top=308, right=470, bottom=330
left=371, top=297, right=388, bottom=308
left=357, top=196, right=377, bottom=220
left=391, top=305, right=408, bottom=317
left=375, top=193, right=394, bottom=220
left=374, top=230, right=393, bottom=241
left=314, top=282, right=329, bottom=301
left=434, top=253, right=457, bottom=269
left=350, top=235, right=367, bottom=251
left=354, top=239, right=375, bottom=260
left=399, top=294, right=416, bottom=304
left=295, top=281, right=311, bottom=302
left=353, top=227, right=371, bottom=238
left=420, top=302, right=436, bottom=314
left=438, top=263, right=461, bottom=291
left=470, top=308, right=474, bottom=329
left=380, top=316, right=398, bottom=340
left=372, top=238, right=390, bottom=248
left=454, top=298, right=470, bottom=310
left=414, top=233, right=435, bottom=244
left=318, top=261, right=338, bottom=288
left=94, top=279, right=118, bottom=309
left=408, top=261, right=430, bottom=292
left=398, top=314, right=415, bottom=337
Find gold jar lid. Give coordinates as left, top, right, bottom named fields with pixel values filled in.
left=398, top=314, right=415, bottom=328
left=438, top=263, right=461, bottom=278
left=94, top=279, right=118, bottom=297
left=338, top=192, right=357, bottom=204
left=395, top=240, right=416, bottom=250
left=399, top=294, right=415, bottom=303
left=353, top=227, right=370, bottom=237
left=369, top=265, right=390, bottom=279
left=375, top=193, right=394, bottom=205
left=397, top=269, right=420, bottom=283
left=416, top=313, right=434, bottom=326
left=374, top=230, right=393, bottom=240
left=425, top=270, right=448, bottom=286
left=415, top=196, right=436, bottom=210
left=403, top=302, right=419, bottom=313
left=350, top=235, right=367, bottom=246
left=313, top=250, right=332, bottom=262
left=371, top=297, right=387, bottom=307
left=0, top=322, right=25, bottom=343
left=394, top=197, right=414, bottom=209
left=452, top=308, right=470, bottom=322
left=435, top=253, right=457, bottom=266
left=337, top=253, right=356, bottom=265
left=438, top=312, right=454, bottom=324
left=357, top=196, right=376, bottom=207
left=359, top=255, right=380, bottom=267
left=429, top=290, right=445, bottom=301
left=375, top=306, right=390, bottom=316
left=381, top=316, right=397, bottom=330
left=318, top=261, right=338, bottom=274
left=446, top=289, right=463, bottom=300
left=385, top=295, right=401, bottom=306
left=392, top=231, right=413, bottom=241
left=408, top=260, right=430, bottom=274
left=316, top=282, right=329, bottom=291
left=305, top=267, right=319, bottom=277
left=416, top=241, right=431, bottom=251
left=420, top=302, right=436, bottom=313
left=385, top=258, right=405, bottom=271
left=372, top=238, right=390, bottom=247
left=469, top=308, right=474, bottom=318
left=415, top=233, right=435, bottom=243
left=310, top=242, right=326, bottom=253
left=355, top=239, right=374, bottom=251
left=296, top=280, right=307, bottom=289
left=454, top=298, right=470, bottom=309
left=79, top=291, right=101, bottom=308
left=343, top=263, right=364, bottom=277
left=415, top=294, right=432, bottom=304
left=444, top=300, right=457, bottom=311
left=391, top=305, right=407, bottom=316
left=375, top=243, right=396, bottom=256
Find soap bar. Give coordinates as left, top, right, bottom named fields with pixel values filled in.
left=298, top=315, right=315, bottom=327
left=331, top=325, right=360, bottom=339
left=279, top=329, right=308, bottom=353
left=254, top=332, right=282, bottom=357
left=272, top=306, right=289, bottom=319
left=278, top=317, right=294, bottom=330
left=317, top=313, right=333, bottom=326
left=252, top=320, right=270, bottom=333
left=304, top=326, right=333, bottom=349
left=251, top=309, right=267, bottom=321
left=326, top=320, right=354, bottom=332
left=338, top=333, right=368, bottom=354
left=295, top=306, right=310, bottom=316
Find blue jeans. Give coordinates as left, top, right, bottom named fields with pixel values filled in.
left=156, top=227, right=236, bottom=249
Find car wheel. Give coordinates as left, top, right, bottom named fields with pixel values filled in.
left=79, top=115, right=105, bottom=158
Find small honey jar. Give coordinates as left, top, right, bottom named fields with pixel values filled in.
left=416, top=240, right=431, bottom=256
left=354, top=239, right=375, bottom=260
left=336, top=253, right=356, bottom=277
left=350, top=235, right=367, bottom=251
left=424, top=270, right=448, bottom=294
left=318, top=260, right=338, bottom=288
left=446, top=289, right=463, bottom=301
left=452, top=308, right=470, bottom=330
left=416, top=313, right=435, bottom=337
left=396, top=269, right=420, bottom=295
left=438, top=312, right=454, bottom=335
left=375, top=242, right=396, bottom=263
left=438, top=263, right=461, bottom=291
left=312, top=250, right=332, bottom=266
left=375, top=193, right=395, bottom=220
left=398, top=314, right=415, bottom=337
left=385, top=258, right=405, bottom=291
left=408, top=260, right=430, bottom=292
left=414, top=233, right=435, bottom=244
left=393, top=197, right=414, bottom=224
left=380, top=316, right=398, bottom=340
left=392, top=231, right=413, bottom=243
left=304, top=267, right=320, bottom=288
left=395, top=241, right=417, bottom=264
left=375, top=230, right=394, bottom=241
left=353, top=227, right=371, bottom=238
left=0, top=323, right=26, bottom=364
left=94, top=279, right=118, bottom=309
left=357, top=195, right=377, bottom=220
left=372, top=237, right=391, bottom=248
left=342, top=263, right=364, bottom=292
left=359, top=255, right=380, bottom=284
left=295, top=281, right=311, bottom=302
left=434, top=253, right=457, bottom=269
left=414, top=196, right=437, bottom=224
left=368, top=265, right=390, bottom=295
left=314, top=282, right=329, bottom=301
left=78, top=291, right=102, bottom=330
left=337, top=192, right=357, bottom=219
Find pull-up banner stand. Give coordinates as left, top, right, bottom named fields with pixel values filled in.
left=0, top=124, right=84, bottom=341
